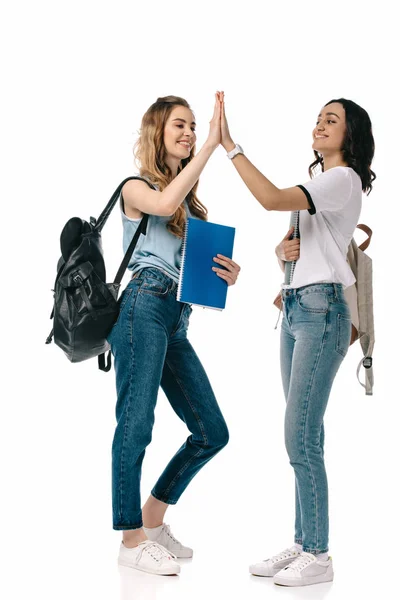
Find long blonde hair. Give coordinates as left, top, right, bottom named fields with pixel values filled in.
left=134, top=96, right=208, bottom=237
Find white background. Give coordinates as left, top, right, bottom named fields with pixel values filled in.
left=1, top=1, right=398, bottom=599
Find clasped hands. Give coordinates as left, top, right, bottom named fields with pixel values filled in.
left=207, top=91, right=236, bottom=153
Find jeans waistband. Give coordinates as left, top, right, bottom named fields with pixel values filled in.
left=281, top=283, right=344, bottom=300
left=132, top=267, right=178, bottom=290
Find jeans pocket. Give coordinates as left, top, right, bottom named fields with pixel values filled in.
left=138, top=277, right=169, bottom=297
left=336, top=313, right=352, bottom=357
left=297, top=291, right=329, bottom=314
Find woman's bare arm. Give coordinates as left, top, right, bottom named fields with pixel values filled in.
left=123, top=95, right=221, bottom=218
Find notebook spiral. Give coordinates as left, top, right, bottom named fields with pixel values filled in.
left=177, top=218, right=190, bottom=301
left=284, top=210, right=300, bottom=286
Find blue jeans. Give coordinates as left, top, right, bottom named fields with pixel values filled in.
left=107, top=267, right=229, bottom=530
left=280, top=283, right=351, bottom=553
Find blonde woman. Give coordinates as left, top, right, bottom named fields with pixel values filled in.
left=107, top=95, right=240, bottom=575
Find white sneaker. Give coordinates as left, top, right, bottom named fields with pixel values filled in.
left=273, top=552, right=334, bottom=586
left=143, top=523, right=193, bottom=558
left=118, top=540, right=180, bottom=575
left=249, top=545, right=301, bottom=577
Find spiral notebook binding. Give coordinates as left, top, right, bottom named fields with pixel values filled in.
left=284, top=210, right=300, bottom=286
left=177, top=218, right=190, bottom=301
left=289, top=210, right=300, bottom=284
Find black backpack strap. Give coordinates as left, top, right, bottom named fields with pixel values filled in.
left=113, top=214, right=149, bottom=285
left=110, top=177, right=157, bottom=285
left=97, top=215, right=148, bottom=371
left=45, top=328, right=54, bottom=345
left=98, top=351, right=112, bottom=372
left=98, top=214, right=149, bottom=370
left=95, top=176, right=156, bottom=232
left=111, top=177, right=157, bottom=289
left=97, top=176, right=157, bottom=371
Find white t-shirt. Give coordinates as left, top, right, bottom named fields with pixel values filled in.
left=288, top=166, right=362, bottom=289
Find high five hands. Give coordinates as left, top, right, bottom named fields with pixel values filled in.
left=207, top=91, right=235, bottom=153
left=217, top=91, right=236, bottom=153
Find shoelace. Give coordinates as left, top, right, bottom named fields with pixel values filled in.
left=285, top=553, right=314, bottom=572
left=270, top=548, right=298, bottom=564
left=163, top=524, right=181, bottom=547
left=135, top=540, right=176, bottom=564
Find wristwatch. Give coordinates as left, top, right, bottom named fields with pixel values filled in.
left=227, top=144, right=244, bottom=160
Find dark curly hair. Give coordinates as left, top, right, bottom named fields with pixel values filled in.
left=309, top=98, right=376, bottom=195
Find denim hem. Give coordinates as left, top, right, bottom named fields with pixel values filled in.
left=303, top=546, right=329, bottom=554
left=295, top=539, right=303, bottom=545
left=113, top=521, right=143, bottom=531
left=151, top=489, right=178, bottom=505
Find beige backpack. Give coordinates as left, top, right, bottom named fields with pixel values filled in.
left=344, top=224, right=374, bottom=395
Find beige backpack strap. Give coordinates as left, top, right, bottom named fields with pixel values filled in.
left=354, top=226, right=374, bottom=395
left=356, top=224, right=373, bottom=252
left=356, top=341, right=374, bottom=396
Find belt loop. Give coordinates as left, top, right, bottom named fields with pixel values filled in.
left=132, top=268, right=144, bottom=280
left=333, top=283, right=338, bottom=300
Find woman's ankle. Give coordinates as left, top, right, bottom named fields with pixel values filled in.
left=143, top=520, right=163, bottom=529
left=122, top=527, right=147, bottom=548
left=142, top=496, right=168, bottom=528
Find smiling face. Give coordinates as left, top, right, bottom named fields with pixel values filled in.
left=312, top=102, right=347, bottom=156
left=163, top=105, right=197, bottom=163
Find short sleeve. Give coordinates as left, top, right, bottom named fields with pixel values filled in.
left=297, top=167, right=353, bottom=215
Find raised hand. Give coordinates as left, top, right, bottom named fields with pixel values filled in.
left=218, top=91, right=235, bottom=152
left=205, top=92, right=222, bottom=151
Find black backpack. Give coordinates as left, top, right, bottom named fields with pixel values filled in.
left=46, top=176, right=155, bottom=371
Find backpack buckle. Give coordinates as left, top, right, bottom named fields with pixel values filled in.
left=72, top=272, right=83, bottom=285
left=363, top=357, right=373, bottom=369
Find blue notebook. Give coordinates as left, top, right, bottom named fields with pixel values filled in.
left=177, top=218, right=236, bottom=310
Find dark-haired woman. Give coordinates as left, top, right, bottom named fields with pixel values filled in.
left=108, top=94, right=240, bottom=575
left=218, top=93, right=375, bottom=587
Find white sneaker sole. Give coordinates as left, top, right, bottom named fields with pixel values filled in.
left=250, top=558, right=299, bottom=577
left=249, top=567, right=274, bottom=577
left=174, top=550, right=193, bottom=559
left=273, top=572, right=334, bottom=586
left=118, top=557, right=180, bottom=575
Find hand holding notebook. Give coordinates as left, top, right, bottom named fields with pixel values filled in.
left=177, top=218, right=236, bottom=310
